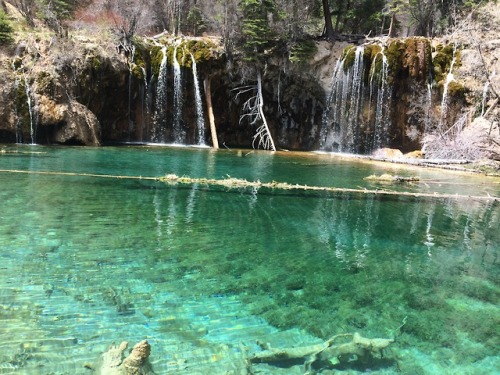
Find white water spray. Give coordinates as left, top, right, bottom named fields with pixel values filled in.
left=481, top=70, right=495, bottom=116
left=372, top=49, right=390, bottom=150
left=190, top=53, right=206, bottom=145
left=153, top=47, right=168, bottom=142
left=439, top=45, right=457, bottom=131
left=23, top=73, right=37, bottom=144
left=320, top=46, right=365, bottom=153
left=173, top=46, right=184, bottom=144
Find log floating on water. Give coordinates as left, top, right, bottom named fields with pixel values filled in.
left=160, top=174, right=499, bottom=202
left=0, top=169, right=497, bottom=202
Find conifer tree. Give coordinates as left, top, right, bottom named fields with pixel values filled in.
left=0, top=8, right=13, bottom=45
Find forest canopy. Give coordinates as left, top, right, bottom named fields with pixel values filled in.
left=3, top=0, right=490, bottom=42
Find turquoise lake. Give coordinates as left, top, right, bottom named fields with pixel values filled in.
left=0, top=145, right=498, bottom=374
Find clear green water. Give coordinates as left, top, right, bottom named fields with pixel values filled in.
left=0, top=145, right=498, bottom=374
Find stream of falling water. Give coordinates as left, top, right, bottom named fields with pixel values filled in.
left=190, top=53, right=206, bottom=146
left=439, top=44, right=457, bottom=132
left=153, top=47, right=168, bottom=143
left=22, top=73, right=37, bottom=145
left=343, top=46, right=365, bottom=152
left=173, top=46, right=184, bottom=144
left=372, top=48, right=390, bottom=150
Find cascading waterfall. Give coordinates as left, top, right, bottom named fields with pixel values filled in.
left=481, top=70, right=494, bottom=116
left=127, top=45, right=136, bottom=141
left=140, top=66, right=148, bottom=141
left=190, top=53, right=206, bottom=145
left=425, top=82, right=433, bottom=133
left=321, top=46, right=366, bottom=153
left=22, top=73, right=37, bottom=145
left=153, top=47, right=168, bottom=143
left=344, top=46, right=365, bottom=152
left=320, top=59, right=342, bottom=149
left=371, top=48, right=390, bottom=150
left=439, top=44, right=457, bottom=132
left=173, top=46, right=185, bottom=144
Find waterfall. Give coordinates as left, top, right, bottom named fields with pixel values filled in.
left=371, top=49, right=390, bottom=150
left=439, top=45, right=457, bottom=132
left=320, top=59, right=341, bottom=149
left=140, top=66, right=148, bottom=141
left=320, top=46, right=365, bottom=153
left=153, top=47, right=168, bottom=143
left=190, top=53, right=206, bottom=146
left=23, top=73, right=37, bottom=145
left=425, top=83, right=433, bottom=133
left=481, top=70, right=494, bottom=116
left=173, top=46, right=185, bottom=144
left=127, top=45, right=136, bottom=141
left=341, top=46, right=365, bottom=152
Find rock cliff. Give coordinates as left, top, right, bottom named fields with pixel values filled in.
left=0, top=3, right=498, bottom=160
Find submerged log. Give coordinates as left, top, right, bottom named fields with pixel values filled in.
left=364, top=174, right=420, bottom=183
left=248, top=333, right=394, bottom=372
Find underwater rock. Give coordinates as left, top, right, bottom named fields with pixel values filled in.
left=372, top=148, right=404, bottom=159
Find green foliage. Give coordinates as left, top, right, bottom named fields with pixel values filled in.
left=185, top=6, right=206, bottom=36
left=239, top=0, right=277, bottom=62
left=0, top=8, right=13, bottom=45
left=289, top=39, right=317, bottom=63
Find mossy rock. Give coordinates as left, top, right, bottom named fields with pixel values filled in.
left=185, top=39, right=219, bottom=65
left=341, top=45, right=356, bottom=72
left=131, top=64, right=145, bottom=81
left=150, top=45, right=165, bottom=77
left=385, top=39, right=406, bottom=84
left=14, top=78, right=31, bottom=131
left=403, top=37, right=432, bottom=81
left=35, top=71, right=55, bottom=95
left=90, top=55, right=102, bottom=71
left=432, top=43, right=461, bottom=83
left=447, top=81, right=466, bottom=98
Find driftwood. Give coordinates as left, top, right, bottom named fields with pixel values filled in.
left=247, top=332, right=394, bottom=373
left=96, top=340, right=154, bottom=375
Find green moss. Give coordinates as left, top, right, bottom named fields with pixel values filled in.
left=341, top=45, right=356, bottom=72
left=447, top=81, right=466, bottom=98
left=91, top=56, right=101, bottom=71
left=433, top=43, right=461, bottom=84
left=150, top=46, right=165, bottom=77
left=35, top=71, right=54, bottom=95
left=385, top=39, right=405, bottom=85
left=131, top=64, right=145, bottom=81
left=14, top=76, right=31, bottom=132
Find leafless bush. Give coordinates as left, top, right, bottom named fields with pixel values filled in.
left=423, top=113, right=485, bottom=160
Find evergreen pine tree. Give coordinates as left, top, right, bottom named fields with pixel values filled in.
left=239, top=0, right=277, bottom=62
left=0, top=8, right=13, bottom=45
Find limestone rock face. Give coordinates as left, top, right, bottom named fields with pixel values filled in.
left=47, top=99, right=101, bottom=146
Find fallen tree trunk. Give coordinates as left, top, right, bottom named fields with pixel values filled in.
left=160, top=174, right=499, bottom=202
left=248, top=333, right=394, bottom=372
